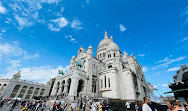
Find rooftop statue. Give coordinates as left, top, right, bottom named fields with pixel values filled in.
left=74, top=60, right=83, bottom=68
left=58, top=69, right=64, bottom=76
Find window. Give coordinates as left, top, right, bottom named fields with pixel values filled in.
left=108, top=65, right=113, bottom=69
left=103, top=53, right=105, bottom=57
left=98, top=55, right=99, bottom=59
left=114, top=53, right=115, bottom=57
left=100, top=54, right=102, bottom=58
left=105, top=76, right=106, bottom=88
left=101, top=80, right=103, bottom=88
left=108, top=78, right=110, bottom=87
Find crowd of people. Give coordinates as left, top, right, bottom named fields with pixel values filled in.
left=50, top=96, right=111, bottom=111
left=0, top=98, right=47, bottom=111
left=0, top=96, right=187, bottom=111
left=131, top=96, right=188, bottom=111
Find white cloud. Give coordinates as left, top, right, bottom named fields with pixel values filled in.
left=65, top=35, right=78, bottom=43
left=179, top=37, right=188, bottom=42
left=14, top=14, right=34, bottom=30
left=119, top=24, right=126, bottom=32
left=9, top=60, right=22, bottom=69
left=0, top=42, right=24, bottom=57
left=167, top=67, right=180, bottom=72
left=0, top=2, right=7, bottom=14
left=155, top=57, right=170, bottom=64
left=142, top=66, right=148, bottom=72
left=51, top=17, right=68, bottom=28
left=4, top=65, right=68, bottom=83
left=138, top=53, right=145, bottom=57
left=23, top=53, right=39, bottom=60
left=162, top=84, right=168, bottom=87
left=71, top=19, right=83, bottom=31
left=153, top=56, right=187, bottom=70
left=48, top=24, right=60, bottom=32
left=0, top=42, right=40, bottom=61
left=5, top=0, right=63, bottom=30
left=49, top=17, right=68, bottom=32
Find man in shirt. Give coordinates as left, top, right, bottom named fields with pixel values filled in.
left=126, top=101, right=131, bottom=111
left=142, top=96, right=152, bottom=111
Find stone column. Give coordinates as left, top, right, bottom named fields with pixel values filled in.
left=30, top=87, right=36, bottom=99
left=22, top=88, right=29, bottom=99
left=69, top=77, right=79, bottom=97
left=51, top=85, right=58, bottom=97
left=63, top=85, right=68, bottom=93
left=57, top=84, right=62, bottom=96
left=15, top=85, right=23, bottom=97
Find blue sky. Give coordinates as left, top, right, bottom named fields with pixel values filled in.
left=0, top=0, right=188, bottom=97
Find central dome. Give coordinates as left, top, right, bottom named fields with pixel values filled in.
left=98, top=38, right=112, bottom=48
left=107, top=42, right=120, bottom=50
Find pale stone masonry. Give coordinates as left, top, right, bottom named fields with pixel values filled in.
left=0, top=71, right=51, bottom=100
left=51, top=31, right=150, bottom=100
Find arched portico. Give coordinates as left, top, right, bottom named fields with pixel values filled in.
left=77, top=79, right=84, bottom=96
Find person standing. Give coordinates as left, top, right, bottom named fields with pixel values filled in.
left=175, top=100, right=186, bottom=111
left=142, top=97, right=152, bottom=111
left=41, top=101, right=46, bottom=111
left=166, top=100, right=178, bottom=111
left=99, top=103, right=103, bottom=111
left=92, top=101, right=98, bottom=111
left=126, top=101, right=131, bottom=111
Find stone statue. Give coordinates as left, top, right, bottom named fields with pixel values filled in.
left=74, top=60, right=83, bottom=68
left=58, top=69, right=64, bottom=76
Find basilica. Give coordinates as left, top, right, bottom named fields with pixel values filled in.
left=51, top=31, right=150, bottom=100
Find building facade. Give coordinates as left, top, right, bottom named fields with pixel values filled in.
left=0, top=71, right=51, bottom=100
left=165, top=65, right=188, bottom=105
left=51, top=31, right=150, bottom=100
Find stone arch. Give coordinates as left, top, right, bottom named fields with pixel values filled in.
left=40, top=89, right=45, bottom=96
left=77, top=79, right=84, bottom=95
left=18, top=86, right=27, bottom=98
left=33, top=88, right=40, bottom=96
left=0, top=84, right=7, bottom=96
left=67, top=78, right=71, bottom=93
left=61, top=80, right=65, bottom=92
left=25, top=87, right=34, bottom=99
left=10, top=85, right=20, bottom=98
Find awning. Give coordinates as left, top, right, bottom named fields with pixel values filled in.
left=164, top=88, right=188, bottom=94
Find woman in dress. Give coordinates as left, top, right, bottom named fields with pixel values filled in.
left=99, top=103, right=102, bottom=111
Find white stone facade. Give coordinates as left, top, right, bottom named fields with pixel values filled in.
left=51, top=31, right=150, bottom=100
left=0, top=72, right=51, bottom=100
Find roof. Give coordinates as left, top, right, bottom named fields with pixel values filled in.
left=107, top=42, right=120, bottom=51
left=98, top=38, right=112, bottom=48
left=164, top=88, right=188, bottom=94
left=14, top=71, right=21, bottom=77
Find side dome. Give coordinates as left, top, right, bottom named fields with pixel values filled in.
left=107, top=42, right=120, bottom=51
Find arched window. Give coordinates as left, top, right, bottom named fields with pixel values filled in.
left=33, top=88, right=40, bottom=96
left=10, top=85, right=20, bottom=98
left=103, top=53, right=105, bottom=57
left=108, top=78, right=110, bottom=87
left=40, top=89, right=45, bottom=96
left=0, top=84, right=7, bottom=96
left=108, top=65, right=113, bottom=69
left=98, top=55, right=99, bottom=59
left=100, top=54, right=102, bottom=58
left=18, top=86, right=27, bottom=98
left=105, top=76, right=106, bottom=88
